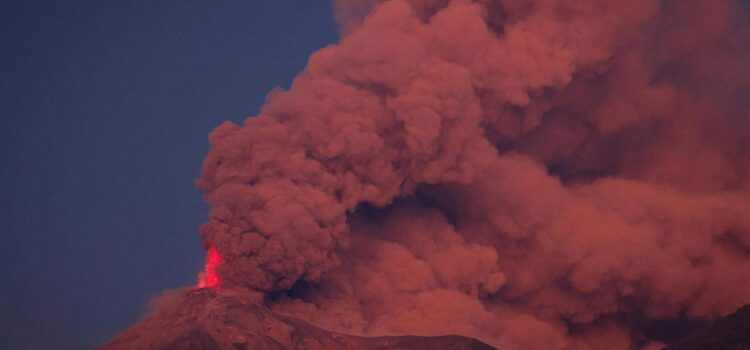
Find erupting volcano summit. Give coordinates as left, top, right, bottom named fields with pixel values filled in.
left=104, top=0, right=750, bottom=349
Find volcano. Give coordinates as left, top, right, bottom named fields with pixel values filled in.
left=100, top=0, right=750, bottom=348
left=99, top=288, right=495, bottom=350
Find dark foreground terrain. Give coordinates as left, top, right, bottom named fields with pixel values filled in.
left=100, top=288, right=495, bottom=350
left=665, top=304, right=750, bottom=350
left=101, top=287, right=750, bottom=350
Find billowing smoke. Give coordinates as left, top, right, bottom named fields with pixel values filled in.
left=195, top=0, right=750, bottom=348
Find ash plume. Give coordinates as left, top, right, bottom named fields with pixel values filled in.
left=193, top=0, right=750, bottom=348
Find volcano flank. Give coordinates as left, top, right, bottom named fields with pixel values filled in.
left=100, top=288, right=495, bottom=350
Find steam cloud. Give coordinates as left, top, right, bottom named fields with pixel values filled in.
left=195, top=0, right=750, bottom=348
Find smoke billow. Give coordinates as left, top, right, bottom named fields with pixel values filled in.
left=195, top=0, right=750, bottom=348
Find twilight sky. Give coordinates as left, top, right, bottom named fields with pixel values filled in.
left=0, top=1, right=337, bottom=349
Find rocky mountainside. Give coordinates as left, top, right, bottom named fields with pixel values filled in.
left=665, top=305, right=750, bottom=350
left=100, top=288, right=495, bottom=350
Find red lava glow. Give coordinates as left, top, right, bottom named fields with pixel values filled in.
left=198, top=246, right=223, bottom=289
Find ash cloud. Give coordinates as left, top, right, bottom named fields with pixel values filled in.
left=196, top=0, right=750, bottom=348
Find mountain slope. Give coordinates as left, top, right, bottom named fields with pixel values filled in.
left=100, top=288, right=495, bottom=350
left=665, top=305, right=750, bottom=350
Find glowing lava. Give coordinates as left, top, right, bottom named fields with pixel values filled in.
left=198, top=246, right=223, bottom=289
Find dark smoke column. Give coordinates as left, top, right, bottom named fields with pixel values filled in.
left=194, top=0, right=750, bottom=349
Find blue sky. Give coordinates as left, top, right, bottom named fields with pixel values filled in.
left=0, top=1, right=338, bottom=348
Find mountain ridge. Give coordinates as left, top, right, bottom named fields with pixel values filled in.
left=99, top=288, right=496, bottom=350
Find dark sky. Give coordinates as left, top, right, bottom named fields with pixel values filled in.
left=0, top=1, right=337, bottom=349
